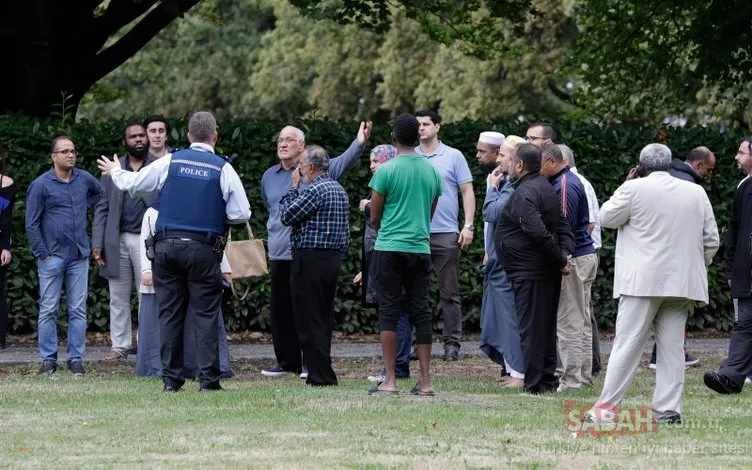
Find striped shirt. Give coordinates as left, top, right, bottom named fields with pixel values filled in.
left=279, top=174, right=350, bottom=253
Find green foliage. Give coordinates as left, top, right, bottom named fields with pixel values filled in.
left=569, top=0, right=752, bottom=127
left=78, top=0, right=576, bottom=123
left=0, top=115, right=742, bottom=334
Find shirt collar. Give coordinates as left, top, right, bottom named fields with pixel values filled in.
left=569, top=167, right=579, bottom=174
left=190, top=142, right=215, bottom=153
left=416, top=141, right=446, bottom=158
left=550, top=166, right=570, bottom=181
left=46, top=167, right=79, bottom=181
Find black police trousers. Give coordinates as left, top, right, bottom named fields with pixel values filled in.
left=153, top=238, right=223, bottom=390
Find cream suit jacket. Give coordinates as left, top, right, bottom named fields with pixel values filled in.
left=600, top=171, right=719, bottom=304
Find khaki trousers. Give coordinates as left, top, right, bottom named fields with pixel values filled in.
left=594, top=295, right=689, bottom=416
left=556, top=253, right=598, bottom=389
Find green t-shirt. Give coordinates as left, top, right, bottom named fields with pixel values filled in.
left=368, top=154, right=443, bottom=254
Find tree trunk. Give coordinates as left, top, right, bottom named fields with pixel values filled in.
left=0, top=0, right=199, bottom=119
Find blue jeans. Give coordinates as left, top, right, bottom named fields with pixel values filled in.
left=37, top=256, right=88, bottom=364
left=395, top=312, right=412, bottom=378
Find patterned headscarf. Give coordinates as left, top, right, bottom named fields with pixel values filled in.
left=370, top=144, right=398, bottom=164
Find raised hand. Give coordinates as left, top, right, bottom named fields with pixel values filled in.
left=97, top=154, right=121, bottom=176
left=357, top=121, right=373, bottom=145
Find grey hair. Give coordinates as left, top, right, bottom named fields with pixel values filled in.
left=639, top=143, right=672, bottom=173
left=305, top=145, right=330, bottom=172
left=558, top=144, right=576, bottom=168
left=280, top=126, right=305, bottom=142
left=188, top=111, right=217, bottom=143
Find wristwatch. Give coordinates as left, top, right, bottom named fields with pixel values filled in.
left=463, top=223, right=474, bottom=230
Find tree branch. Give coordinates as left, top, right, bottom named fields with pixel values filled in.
left=89, top=0, right=200, bottom=86
left=547, top=80, right=576, bottom=105
left=94, top=0, right=160, bottom=41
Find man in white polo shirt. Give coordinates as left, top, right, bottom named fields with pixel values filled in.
left=415, top=109, right=476, bottom=361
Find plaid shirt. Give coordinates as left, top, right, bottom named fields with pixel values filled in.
left=279, top=174, right=350, bottom=254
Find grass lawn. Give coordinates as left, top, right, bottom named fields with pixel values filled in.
left=0, top=355, right=750, bottom=468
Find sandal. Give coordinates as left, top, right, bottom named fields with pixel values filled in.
left=409, top=384, right=435, bottom=397
left=368, top=385, right=398, bottom=395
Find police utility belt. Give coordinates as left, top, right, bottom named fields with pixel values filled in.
left=145, top=230, right=227, bottom=261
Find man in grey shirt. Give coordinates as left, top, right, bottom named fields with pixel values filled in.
left=260, top=122, right=372, bottom=378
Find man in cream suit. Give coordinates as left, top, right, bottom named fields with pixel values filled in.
left=585, top=143, right=719, bottom=424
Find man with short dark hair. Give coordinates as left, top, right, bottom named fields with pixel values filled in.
left=27, top=136, right=104, bottom=376
left=144, top=115, right=173, bottom=159
left=704, top=137, right=752, bottom=394
left=369, top=114, right=442, bottom=395
left=279, top=145, right=350, bottom=387
left=525, top=123, right=558, bottom=147
left=496, top=143, right=574, bottom=394
left=415, top=109, right=475, bottom=361
left=93, top=122, right=157, bottom=360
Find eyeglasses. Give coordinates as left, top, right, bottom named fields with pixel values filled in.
left=277, top=137, right=301, bottom=145
left=526, top=135, right=545, bottom=141
left=53, top=149, right=78, bottom=156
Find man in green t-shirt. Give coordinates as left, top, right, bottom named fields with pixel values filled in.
left=368, top=114, right=442, bottom=396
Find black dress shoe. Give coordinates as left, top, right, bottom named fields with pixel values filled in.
left=442, top=349, right=459, bottom=362
left=703, top=371, right=742, bottom=394
left=200, top=383, right=223, bottom=392
left=657, top=411, right=682, bottom=425
left=163, top=385, right=179, bottom=393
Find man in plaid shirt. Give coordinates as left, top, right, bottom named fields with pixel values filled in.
left=280, top=145, right=350, bottom=386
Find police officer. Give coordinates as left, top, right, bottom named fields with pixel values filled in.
left=97, top=111, right=251, bottom=392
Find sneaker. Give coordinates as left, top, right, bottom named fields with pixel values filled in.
left=300, top=369, right=308, bottom=380
left=367, top=372, right=386, bottom=383
left=648, top=362, right=657, bottom=370
left=409, top=348, right=418, bottom=361
left=684, top=353, right=699, bottom=367
left=261, top=365, right=288, bottom=377
left=68, top=361, right=85, bottom=377
left=38, top=360, right=57, bottom=375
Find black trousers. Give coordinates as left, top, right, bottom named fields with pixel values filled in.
left=154, top=239, right=223, bottom=389
left=720, top=297, right=752, bottom=386
left=270, top=260, right=303, bottom=373
left=374, top=250, right=433, bottom=344
left=511, top=276, right=561, bottom=394
left=290, top=250, right=342, bottom=386
left=0, top=265, right=7, bottom=346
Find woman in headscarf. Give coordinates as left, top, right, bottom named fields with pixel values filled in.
left=135, top=196, right=234, bottom=378
left=353, top=144, right=412, bottom=383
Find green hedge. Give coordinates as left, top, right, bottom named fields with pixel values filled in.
left=0, top=115, right=742, bottom=334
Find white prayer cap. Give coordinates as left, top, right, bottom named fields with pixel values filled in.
left=478, top=131, right=505, bottom=146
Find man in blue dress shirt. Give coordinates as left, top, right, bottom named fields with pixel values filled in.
left=26, top=136, right=104, bottom=376
left=260, top=122, right=372, bottom=379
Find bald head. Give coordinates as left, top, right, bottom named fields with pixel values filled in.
left=685, top=145, right=716, bottom=178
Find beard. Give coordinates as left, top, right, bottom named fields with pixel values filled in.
left=480, top=161, right=497, bottom=174
left=125, top=142, right=150, bottom=159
